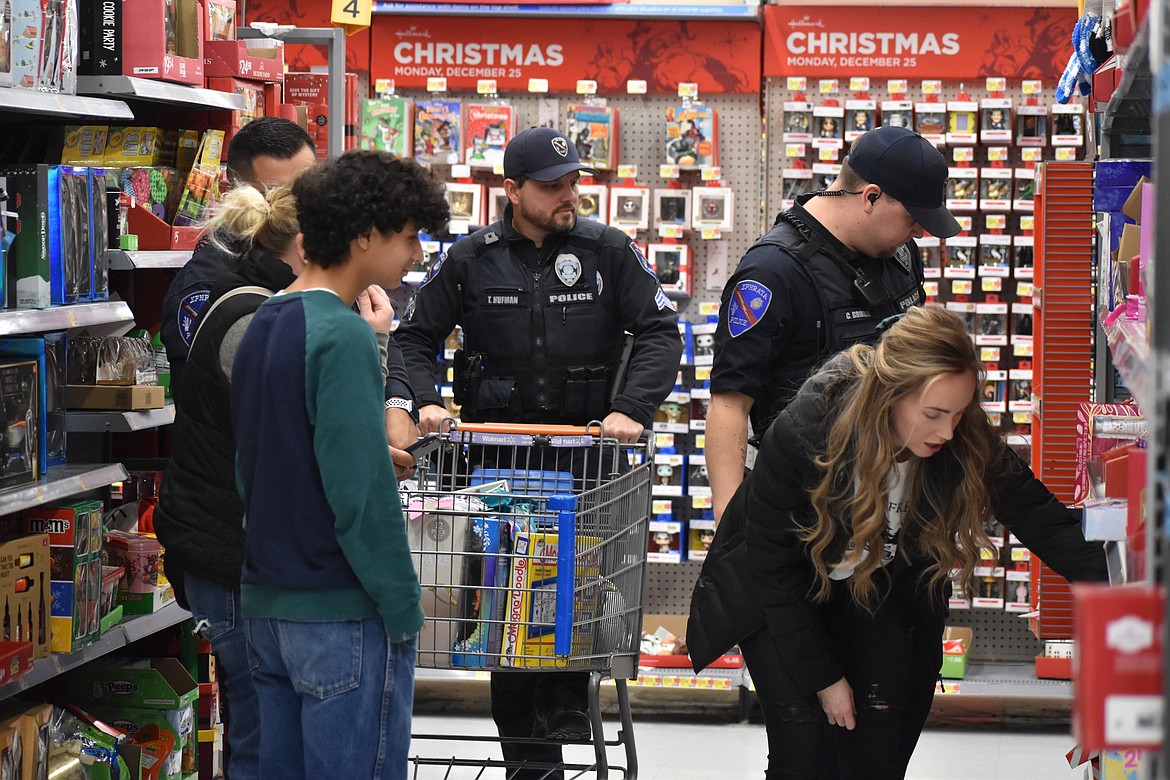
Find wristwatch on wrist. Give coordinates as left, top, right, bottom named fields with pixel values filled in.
left=385, top=397, right=414, bottom=412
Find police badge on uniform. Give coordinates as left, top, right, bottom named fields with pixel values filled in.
left=555, top=253, right=582, bottom=287
left=727, top=280, right=772, bottom=338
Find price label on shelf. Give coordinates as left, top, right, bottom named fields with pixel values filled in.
left=527, top=78, right=549, bottom=93
left=692, top=495, right=713, bottom=510
left=818, top=79, right=839, bottom=94
left=985, top=215, right=1007, bottom=230
left=700, top=166, right=721, bottom=181
left=660, top=225, right=684, bottom=239
left=659, top=164, right=680, bottom=179
left=618, top=164, right=638, bottom=179
left=375, top=78, right=394, bottom=93
left=982, top=277, right=1003, bottom=292
left=699, top=301, right=720, bottom=317
left=1021, top=148, right=1042, bottom=163
left=1019, top=216, right=1035, bottom=231
left=987, top=147, right=1009, bottom=162
left=1055, top=148, right=1077, bottom=161
left=1013, top=412, right=1032, bottom=424
left=701, top=227, right=722, bottom=240
left=785, top=144, right=806, bottom=158
left=695, top=365, right=712, bottom=381
left=985, top=77, right=1007, bottom=92
left=652, top=498, right=673, bottom=514
left=678, top=82, right=699, bottom=98
left=787, top=76, right=807, bottom=91
left=450, top=164, right=471, bottom=179
left=493, top=162, right=505, bottom=176
left=818, top=147, right=839, bottom=162
left=923, top=281, right=939, bottom=298
left=887, top=79, right=908, bottom=94
left=576, top=80, right=598, bottom=95
left=426, top=77, right=448, bottom=92
left=476, top=79, right=497, bottom=94
left=620, top=226, right=638, bottom=239
left=922, top=80, right=942, bottom=95
left=1014, top=343, right=1034, bottom=357
left=849, top=76, right=870, bottom=92
left=956, top=216, right=973, bottom=232
left=1022, top=80, right=1043, bottom=95
left=1016, top=282, right=1034, bottom=298
left=951, top=280, right=973, bottom=295
left=627, top=80, right=648, bottom=95
left=980, top=347, right=1000, bottom=362
left=953, top=148, right=974, bottom=162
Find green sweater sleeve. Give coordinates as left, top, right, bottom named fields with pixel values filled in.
left=304, top=296, right=424, bottom=641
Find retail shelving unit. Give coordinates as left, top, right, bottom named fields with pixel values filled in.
left=76, top=76, right=247, bottom=111
left=107, top=250, right=194, bottom=271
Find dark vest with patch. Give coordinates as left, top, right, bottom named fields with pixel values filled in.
left=458, top=218, right=626, bottom=424
left=749, top=213, right=923, bottom=436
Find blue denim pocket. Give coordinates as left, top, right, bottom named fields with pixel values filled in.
left=184, top=574, right=237, bottom=642
left=277, top=620, right=363, bottom=700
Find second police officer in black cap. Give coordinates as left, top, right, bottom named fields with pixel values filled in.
left=705, top=126, right=964, bottom=525
left=396, top=126, right=682, bottom=778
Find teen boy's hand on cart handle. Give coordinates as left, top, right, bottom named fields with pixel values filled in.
left=817, top=677, right=856, bottom=730
left=602, top=411, right=644, bottom=443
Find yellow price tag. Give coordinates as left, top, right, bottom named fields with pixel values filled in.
left=576, top=80, right=598, bottom=95
left=700, top=166, right=721, bottom=181
left=787, top=76, right=807, bottom=91
left=849, top=76, right=870, bottom=91
left=652, top=499, right=673, bottom=514
left=528, top=78, right=549, bottom=93
left=426, top=77, right=447, bottom=92
left=923, top=281, right=939, bottom=297
left=980, top=347, right=1000, bottom=361
left=985, top=77, right=1006, bottom=92
left=446, top=367, right=454, bottom=382
left=622, top=226, right=638, bottom=239
left=1014, top=343, right=1034, bottom=357
left=1022, top=80, right=1042, bottom=95
left=699, top=302, right=719, bottom=316
left=694, top=434, right=705, bottom=450
left=1019, top=216, right=1035, bottom=230
left=493, top=162, right=505, bottom=176
left=627, top=80, right=648, bottom=95
left=660, top=164, right=680, bottom=179
left=331, top=0, right=371, bottom=33
left=818, top=147, right=837, bottom=161
left=887, top=79, right=908, bottom=94
left=618, top=164, right=638, bottom=178
left=692, top=495, right=713, bottom=509
left=476, top=79, right=497, bottom=94
left=957, top=216, right=973, bottom=231
left=819, top=79, right=839, bottom=94
left=953, top=148, right=974, bottom=162
left=1016, top=282, right=1034, bottom=297
left=662, top=225, right=684, bottom=239
left=701, top=227, right=721, bottom=240
left=952, top=280, right=973, bottom=295
left=986, top=215, right=1007, bottom=229
left=374, top=78, right=394, bottom=93
left=922, top=80, right=942, bottom=94
left=1012, top=547, right=1031, bottom=561
left=785, top=144, right=805, bottom=157
left=695, top=365, right=712, bottom=381
left=1021, top=148, right=1042, bottom=162
left=979, top=548, right=997, bottom=560
left=982, top=277, right=1003, bottom=292
left=987, top=147, right=1008, bottom=161
left=1055, top=148, right=1076, bottom=161
left=678, top=82, right=699, bottom=98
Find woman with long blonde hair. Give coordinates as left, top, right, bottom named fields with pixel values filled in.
left=688, top=305, right=1107, bottom=779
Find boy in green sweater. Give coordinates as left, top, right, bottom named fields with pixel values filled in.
left=231, top=150, right=449, bottom=780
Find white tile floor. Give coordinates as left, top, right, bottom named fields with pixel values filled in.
left=408, top=713, right=1085, bottom=779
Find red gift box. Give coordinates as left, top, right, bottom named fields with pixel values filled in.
left=121, top=0, right=205, bottom=85
left=204, top=39, right=284, bottom=83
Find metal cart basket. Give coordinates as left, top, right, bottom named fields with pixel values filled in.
left=401, top=421, right=654, bottom=779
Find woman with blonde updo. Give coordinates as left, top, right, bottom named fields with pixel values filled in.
left=153, top=182, right=307, bottom=780
left=688, top=306, right=1107, bottom=779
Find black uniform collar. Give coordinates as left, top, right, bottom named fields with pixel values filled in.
left=790, top=194, right=879, bottom=264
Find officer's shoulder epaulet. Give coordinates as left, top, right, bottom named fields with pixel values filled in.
left=466, top=222, right=506, bottom=258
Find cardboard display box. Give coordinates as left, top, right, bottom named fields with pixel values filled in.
left=67, top=384, right=164, bottom=410
left=940, top=626, right=973, bottom=679
left=204, top=39, right=284, bottom=82
left=121, top=0, right=205, bottom=85
left=0, top=535, right=53, bottom=660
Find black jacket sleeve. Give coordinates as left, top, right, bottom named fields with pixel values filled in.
left=606, top=240, right=683, bottom=426
left=394, top=247, right=465, bottom=409
left=383, top=336, right=415, bottom=404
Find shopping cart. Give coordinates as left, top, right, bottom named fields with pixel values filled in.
left=401, top=420, right=654, bottom=779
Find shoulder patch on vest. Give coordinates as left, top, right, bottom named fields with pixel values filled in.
left=177, top=290, right=210, bottom=346
left=631, top=241, right=659, bottom=282
left=727, top=280, right=772, bottom=338
left=421, top=251, right=447, bottom=287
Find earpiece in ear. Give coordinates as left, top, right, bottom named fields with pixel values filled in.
left=868, top=192, right=880, bottom=205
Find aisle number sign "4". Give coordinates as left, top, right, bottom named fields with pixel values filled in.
left=331, top=0, right=371, bottom=34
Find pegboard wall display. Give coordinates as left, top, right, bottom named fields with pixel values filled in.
left=387, top=88, right=763, bottom=322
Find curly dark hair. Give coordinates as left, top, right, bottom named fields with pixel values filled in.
left=292, top=150, right=449, bottom=268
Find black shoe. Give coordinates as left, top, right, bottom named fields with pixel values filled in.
left=533, top=707, right=591, bottom=742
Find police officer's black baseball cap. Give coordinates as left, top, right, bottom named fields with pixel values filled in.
left=845, top=126, right=962, bottom=238
left=504, top=127, right=599, bottom=182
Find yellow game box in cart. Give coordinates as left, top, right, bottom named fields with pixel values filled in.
left=500, top=531, right=601, bottom=668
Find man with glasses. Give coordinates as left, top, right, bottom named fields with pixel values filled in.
left=706, top=126, right=962, bottom=524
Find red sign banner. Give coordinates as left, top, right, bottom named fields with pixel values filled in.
left=371, top=16, right=761, bottom=93
left=763, top=5, right=1076, bottom=80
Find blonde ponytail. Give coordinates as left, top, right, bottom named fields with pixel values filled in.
left=206, top=184, right=300, bottom=258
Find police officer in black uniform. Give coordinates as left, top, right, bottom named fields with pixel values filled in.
left=396, top=126, right=682, bottom=778
left=706, top=126, right=962, bottom=523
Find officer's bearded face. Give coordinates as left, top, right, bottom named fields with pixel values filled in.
left=515, top=173, right=580, bottom=235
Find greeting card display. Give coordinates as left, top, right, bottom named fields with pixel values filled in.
left=652, top=189, right=692, bottom=230
left=577, top=184, right=608, bottom=223
left=566, top=103, right=618, bottom=170
left=979, top=168, right=1012, bottom=212
left=444, top=182, right=483, bottom=230
left=980, top=98, right=1012, bottom=144
left=487, top=186, right=508, bottom=224
left=880, top=100, right=913, bottom=131
left=844, top=99, right=876, bottom=142
left=465, top=103, right=516, bottom=169
left=609, top=186, right=649, bottom=231
left=647, top=243, right=691, bottom=296
left=360, top=97, right=414, bottom=157
left=1016, top=104, right=1047, bottom=146
left=783, top=101, right=813, bottom=143
left=691, top=187, right=734, bottom=231
left=665, top=104, right=717, bottom=169
left=414, top=100, right=462, bottom=166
